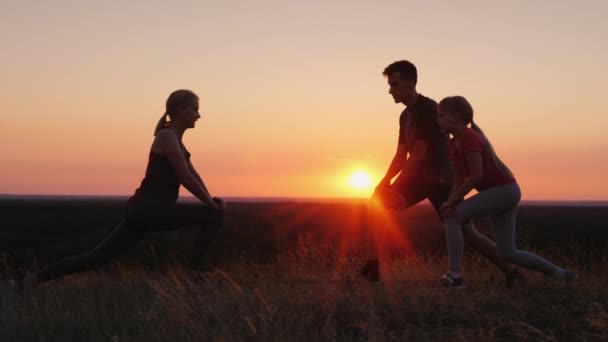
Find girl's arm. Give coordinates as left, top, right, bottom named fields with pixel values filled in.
left=440, top=168, right=464, bottom=215
left=156, top=131, right=218, bottom=209
left=441, top=151, right=483, bottom=215
left=449, top=170, right=465, bottom=198
left=449, top=151, right=483, bottom=202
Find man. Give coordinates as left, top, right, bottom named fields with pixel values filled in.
left=360, top=60, right=522, bottom=288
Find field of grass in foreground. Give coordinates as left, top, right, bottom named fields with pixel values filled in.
left=1, top=242, right=608, bottom=342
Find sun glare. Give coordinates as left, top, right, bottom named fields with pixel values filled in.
left=348, top=170, right=372, bottom=190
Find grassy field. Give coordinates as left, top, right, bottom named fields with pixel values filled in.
left=1, top=241, right=607, bottom=341
left=2, top=198, right=607, bottom=268
left=1, top=199, right=607, bottom=341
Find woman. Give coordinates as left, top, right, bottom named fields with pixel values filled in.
left=22, top=89, right=224, bottom=288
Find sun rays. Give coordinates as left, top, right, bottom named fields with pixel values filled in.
left=266, top=196, right=417, bottom=303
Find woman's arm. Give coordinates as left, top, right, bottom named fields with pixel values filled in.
left=156, top=131, right=218, bottom=209
left=187, top=160, right=226, bottom=209
left=187, top=160, right=210, bottom=193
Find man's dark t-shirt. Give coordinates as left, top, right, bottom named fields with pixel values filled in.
left=398, top=94, right=451, bottom=184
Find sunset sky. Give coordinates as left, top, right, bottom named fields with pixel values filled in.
left=1, top=1, right=607, bottom=200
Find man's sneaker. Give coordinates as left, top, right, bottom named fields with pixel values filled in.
left=440, top=273, right=467, bottom=288
left=505, top=268, right=526, bottom=289
left=360, top=260, right=380, bottom=282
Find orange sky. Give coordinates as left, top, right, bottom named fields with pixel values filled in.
left=1, top=1, right=607, bottom=200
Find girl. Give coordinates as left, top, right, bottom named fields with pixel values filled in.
left=436, top=96, right=575, bottom=288
left=21, top=89, right=225, bottom=288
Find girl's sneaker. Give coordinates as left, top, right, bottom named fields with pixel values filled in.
left=563, top=270, right=577, bottom=283
left=505, top=268, right=527, bottom=289
left=6, top=275, right=24, bottom=293
left=440, top=273, right=467, bottom=288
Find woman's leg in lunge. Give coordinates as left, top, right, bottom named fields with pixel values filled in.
left=26, top=220, right=144, bottom=286
left=189, top=209, right=224, bottom=269
left=168, top=204, right=225, bottom=269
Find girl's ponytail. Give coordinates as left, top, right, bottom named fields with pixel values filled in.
left=439, top=96, right=514, bottom=179
left=470, top=120, right=514, bottom=179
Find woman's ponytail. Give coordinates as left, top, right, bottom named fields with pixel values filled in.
left=154, top=89, right=199, bottom=136
left=154, top=113, right=169, bottom=136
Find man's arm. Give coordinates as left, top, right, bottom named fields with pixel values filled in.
left=378, top=139, right=428, bottom=188
left=404, top=139, right=428, bottom=171
left=378, top=143, right=408, bottom=187
left=402, top=100, right=440, bottom=175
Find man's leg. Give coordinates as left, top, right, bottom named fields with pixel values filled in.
left=365, top=187, right=404, bottom=260
left=360, top=190, right=398, bottom=281
left=361, top=180, right=427, bottom=281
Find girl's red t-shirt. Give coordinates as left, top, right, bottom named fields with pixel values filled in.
left=449, top=128, right=516, bottom=191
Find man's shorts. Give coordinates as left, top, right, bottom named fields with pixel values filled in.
left=373, top=172, right=452, bottom=217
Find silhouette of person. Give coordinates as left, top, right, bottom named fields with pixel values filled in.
left=22, top=89, right=224, bottom=288
left=436, top=95, right=575, bottom=287
left=361, top=61, right=522, bottom=287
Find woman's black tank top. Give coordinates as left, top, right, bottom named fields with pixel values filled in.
left=130, top=142, right=190, bottom=205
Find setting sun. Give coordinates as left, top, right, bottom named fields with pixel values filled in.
left=348, top=170, right=373, bottom=190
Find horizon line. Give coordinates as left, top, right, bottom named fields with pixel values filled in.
left=1, top=193, right=607, bottom=205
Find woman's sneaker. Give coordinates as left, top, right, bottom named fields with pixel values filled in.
left=440, top=273, right=467, bottom=288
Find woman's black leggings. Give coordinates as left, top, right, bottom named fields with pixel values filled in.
left=35, top=204, right=223, bottom=284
